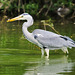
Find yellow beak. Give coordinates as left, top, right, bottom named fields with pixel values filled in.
left=7, top=16, right=21, bottom=22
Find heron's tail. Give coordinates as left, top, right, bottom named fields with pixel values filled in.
left=69, top=43, right=75, bottom=48
left=68, top=39, right=75, bottom=48
left=61, top=36, right=75, bottom=48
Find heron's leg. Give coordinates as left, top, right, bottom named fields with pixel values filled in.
left=41, top=48, right=44, bottom=56
left=45, top=48, right=49, bottom=58
left=61, top=47, right=69, bottom=54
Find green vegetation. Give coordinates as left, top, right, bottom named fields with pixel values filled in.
left=0, top=0, right=75, bottom=18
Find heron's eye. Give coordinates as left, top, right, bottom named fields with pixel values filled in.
left=21, top=16, right=23, bottom=17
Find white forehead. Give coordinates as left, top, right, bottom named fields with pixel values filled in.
left=20, top=13, right=29, bottom=16
left=23, top=13, right=29, bottom=15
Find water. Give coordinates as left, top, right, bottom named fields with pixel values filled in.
left=0, top=21, right=75, bottom=75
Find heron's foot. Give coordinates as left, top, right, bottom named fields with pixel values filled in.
left=45, top=48, right=49, bottom=58
left=62, top=47, right=69, bottom=54
left=45, top=55, right=49, bottom=59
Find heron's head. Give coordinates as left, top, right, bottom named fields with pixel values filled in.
left=7, top=13, right=33, bottom=22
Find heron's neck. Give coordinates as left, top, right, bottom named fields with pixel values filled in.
left=22, top=23, right=31, bottom=38
left=22, top=18, right=39, bottom=45
left=22, top=17, right=34, bottom=41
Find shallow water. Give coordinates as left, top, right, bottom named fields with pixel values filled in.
left=0, top=21, right=75, bottom=75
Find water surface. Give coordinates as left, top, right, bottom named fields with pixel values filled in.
left=0, top=21, right=75, bottom=75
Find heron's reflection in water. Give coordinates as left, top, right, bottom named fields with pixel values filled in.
left=24, top=55, right=73, bottom=75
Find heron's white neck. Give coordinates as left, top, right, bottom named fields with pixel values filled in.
left=22, top=17, right=34, bottom=42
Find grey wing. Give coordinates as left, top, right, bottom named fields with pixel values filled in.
left=33, top=29, right=75, bottom=48
left=33, top=29, right=59, bottom=38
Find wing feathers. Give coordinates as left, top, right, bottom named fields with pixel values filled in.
left=33, top=29, right=75, bottom=48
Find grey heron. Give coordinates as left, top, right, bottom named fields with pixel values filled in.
left=7, top=13, right=75, bottom=58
